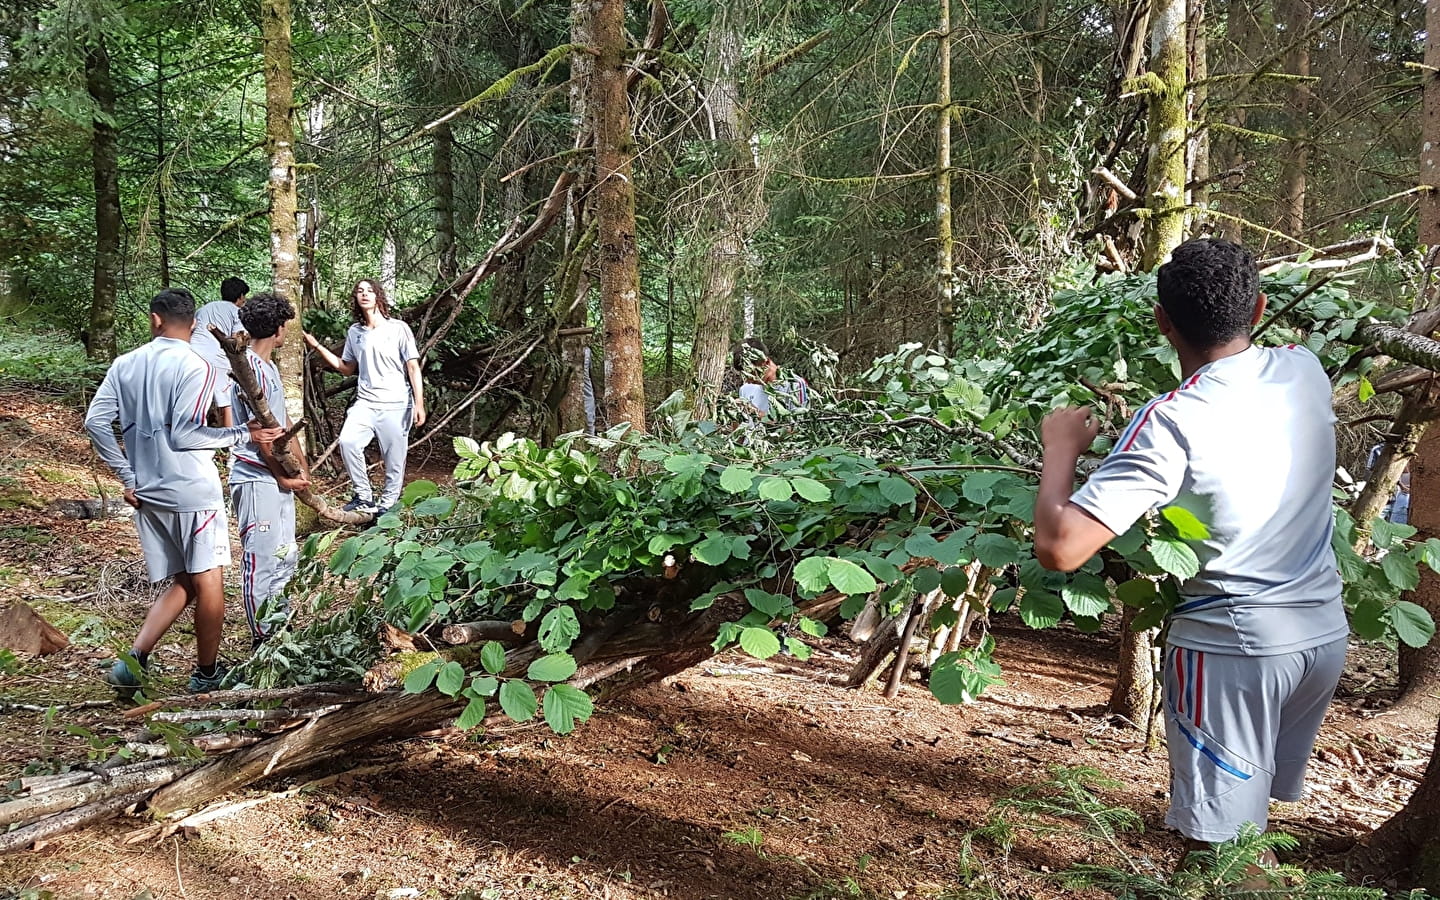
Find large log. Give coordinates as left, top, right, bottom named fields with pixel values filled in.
left=208, top=326, right=371, bottom=526
left=0, top=761, right=196, bottom=829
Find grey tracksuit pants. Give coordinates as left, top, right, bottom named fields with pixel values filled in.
left=231, top=481, right=297, bottom=640
left=338, top=400, right=411, bottom=507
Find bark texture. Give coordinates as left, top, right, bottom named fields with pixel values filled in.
left=1275, top=0, right=1310, bottom=236
left=591, top=0, right=646, bottom=432
left=934, top=0, right=956, bottom=356
left=1397, top=423, right=1440, bottom=716
left=262, top=0, right=305, bottom=428
left=690, top=3, right=752, bottom=420
left=85, top=38, right=119, bottom=362
left=1138, top=0, right=1187, bottom=270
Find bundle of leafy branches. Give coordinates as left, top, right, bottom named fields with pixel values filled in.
left=233, top=268, right=1436, bottom=738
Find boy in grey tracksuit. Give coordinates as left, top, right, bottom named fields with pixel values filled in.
left=229, top=292, right=309, bottom=646
left=189, top=276, right=249, bottom=426
left=86, top=288, right=282, bottom=693
left=1035, top=239, right=1347, bottom=870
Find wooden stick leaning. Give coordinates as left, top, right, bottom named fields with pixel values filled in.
left=208, top=326, right=371, bottom=526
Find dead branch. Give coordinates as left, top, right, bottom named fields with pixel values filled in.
left=209, top=327, right=371, bottom=526
left=440, top=620, right=529, bottom=645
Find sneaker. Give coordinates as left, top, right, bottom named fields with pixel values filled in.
left=342, top=496, right=377, bottom=513
left=376, top=503, right=400, bottom=519
left=187, top=663, right=230, bottom=694
left=105, top=655, right=146, bottom=692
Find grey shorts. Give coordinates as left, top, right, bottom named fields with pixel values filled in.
left=134, top=506, right=231, bottom=583
left=1163, top=637, right=1346, bottom=842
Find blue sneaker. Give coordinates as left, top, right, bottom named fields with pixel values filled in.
left=342, top=496, right=376, bottom=513
left=187, top=663, right=230, bottom=694
left=105, top=655, right=145, bottom=696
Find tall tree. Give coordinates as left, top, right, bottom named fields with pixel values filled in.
left=934, top=0, right=956, bottom=356
left=85, top=33, right=119, bottom=361
left=261, top=0, right=303, bottom=426
left=690, top=2, right=751, bottom=420
left=591, top=0, right=645, bottom=432
left=1276, top=0, right=1311, bottom=235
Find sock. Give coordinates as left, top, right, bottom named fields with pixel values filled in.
left=197, top=663, right=218, bottom=679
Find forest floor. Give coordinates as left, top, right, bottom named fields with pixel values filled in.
left=0, top=384, right=1435, bottom=900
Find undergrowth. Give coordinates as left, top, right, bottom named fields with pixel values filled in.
left=956, top=766, right=1432, bottom=899
left=0, top=326, right=103, bottom=394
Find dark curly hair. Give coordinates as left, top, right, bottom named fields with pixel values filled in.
left=220, top=276, right=249, bottom=304
left=1156, top=238, right=1260, bottom=349
left=349, top=278, right=391, bottom=323
left=238, top=291, right=296, bottom=340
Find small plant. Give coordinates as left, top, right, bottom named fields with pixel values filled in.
left=960, top=766, right=1433, bottom=899
left=722, top=826, right=766, bottom=855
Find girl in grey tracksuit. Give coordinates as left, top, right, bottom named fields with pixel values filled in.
left=305, top=279, right=426, bottom=515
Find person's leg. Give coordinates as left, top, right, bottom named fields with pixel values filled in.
left=338, top=402, right=378, bottom=503
left=246, top=482, right=298, bottom=640
left=1271, top=637, right=1347, bottom=802
left=132, top=574, right=198, bottom=655
left=232, top=483, right=263, bottom=642
left=374, top=405, right=411, bottom=509
left=189, top=565, right=226, bottom=670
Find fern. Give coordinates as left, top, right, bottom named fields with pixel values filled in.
left=963, top=769, right=1435, bottom=900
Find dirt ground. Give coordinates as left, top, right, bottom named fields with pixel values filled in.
left=0, top=385, right=1435, bottom=900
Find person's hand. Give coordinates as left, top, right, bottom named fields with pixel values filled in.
left=302, top=331, right=317, bottom=349
left=278, top=473, right=310, bottom=493
left=1041, top=406, right=1100, bottom=460
left=412, top=404, right=427, bottom=428
left=123, top=488, right=141, bottom=509
left=245, top=420, right=286, bottom=445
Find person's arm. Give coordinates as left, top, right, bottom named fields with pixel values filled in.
left=169, top=365, right=282, bottom=450
left=1033, top=407, right=1116, bottom=571
left=304, top=331, right=358, bottom=376
left=83, top=371, right=139, bottom=507
left=406, top=358, right=426, bottom=427
left=400, top=324, right=425, bottom=427
left=257, top=435, right=311, bottom=493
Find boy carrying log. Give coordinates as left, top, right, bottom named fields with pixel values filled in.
left=1034, top=239, right=1348, bottom=870
left=85, top=288, right=283, bottom=694
left=228, top=292, right=310, bottom=647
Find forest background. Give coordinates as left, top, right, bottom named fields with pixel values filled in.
left=9, top=0, right=1440, bottom=895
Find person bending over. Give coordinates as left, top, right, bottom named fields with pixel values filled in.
left=86, top=288, right=283, bottom=694
left=304, top=278, right=425, bottom=517
left=189, top=276, right=249, bottom=427
left=1033, top=238, right=1348, bottom=866
left=230, top=291, right=310, bottom=648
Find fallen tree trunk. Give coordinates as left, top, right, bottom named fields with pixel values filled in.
left=0, top=760, right=196, bottom=829
left=209, top=326, right=371, bottom=526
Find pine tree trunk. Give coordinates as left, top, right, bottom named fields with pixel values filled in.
left=689, top=5, right=749, bottom=420
left=1109, top=605, right=1155, bottom=725
left=85, top=38, right=119, bottom=362
left=1276, top=0, right=1310, bottom=237
left=1138, top=0, right=1187, bottom=270
left=1396, top=424, right=1440, bottom=715
left=591, top=0, right=646, bottom=432
left=1186, top=0, right=1208, bottom=216
left=1366, top=11, right=1440, bottom=878
left=433, top=121, right=457, bottom=285
left=556, top=0, right=594, bottom=436
left=154, top=33, right=170, bottom=287
left=934, top=0, right=956, bottom=356
left=262, top=0, right=304, bottom=427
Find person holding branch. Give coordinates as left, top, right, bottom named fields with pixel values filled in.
left=1033, top=239, right=1348, bottom=873
left=230, top=292, right=309, bottom=646
left=304, top=279, right=425, bottom=517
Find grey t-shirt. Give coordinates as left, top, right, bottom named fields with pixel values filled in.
left=84, top=337, right=249, bottom=512
left=229, top=349, right=288, bottom=486
left=1071, top=344, right=1347, bottom=657
left=342, top=317, right=419, bottom=407
left=190, top=301, right=245, bottom=373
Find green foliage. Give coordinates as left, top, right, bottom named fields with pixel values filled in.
left=960, top=767, right=1432, bottom=899
left=0, top=327, right=105, bottom=393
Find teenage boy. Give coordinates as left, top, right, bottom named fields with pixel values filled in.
left=1033, top=239, right=1348, bottom=857
left=734, top=339, right=809, bottom=419
left=86, top=288, right=283, bottom=693
left=190, top=277, right=250, bottom=427
left=229, top=292, right=309, bottom=647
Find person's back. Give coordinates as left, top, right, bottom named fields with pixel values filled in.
left=1081, top=344, right=1346, bottom=655
left=86, top=338, right=230, bottom=512
left=189, top=277, right=249, bottom=374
